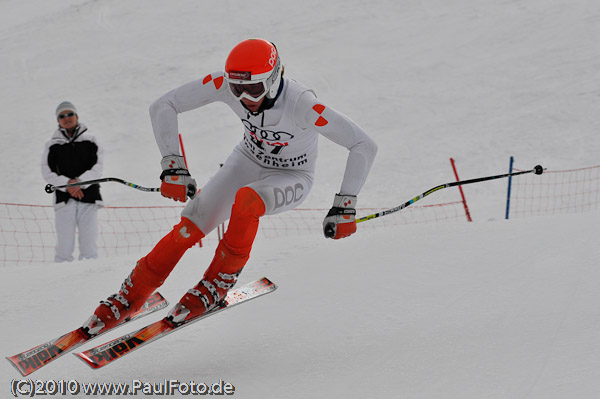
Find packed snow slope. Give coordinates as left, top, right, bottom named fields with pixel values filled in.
left=1, top=0, right=599, bottom=398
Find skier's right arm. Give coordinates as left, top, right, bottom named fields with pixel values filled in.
left=149, top=72, right=229, bottom=202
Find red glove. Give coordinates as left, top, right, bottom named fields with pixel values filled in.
left=160, top=156, right=197, bottom=202
left=323, top=194, right=357, bottom=239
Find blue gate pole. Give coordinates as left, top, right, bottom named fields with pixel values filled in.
left=505, top=156, right=514, bottom=219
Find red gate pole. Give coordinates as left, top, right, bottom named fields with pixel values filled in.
left=449, top=158, right=473, bottom=222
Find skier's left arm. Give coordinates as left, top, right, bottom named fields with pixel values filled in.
left=295, top=91, right=378, bottom=239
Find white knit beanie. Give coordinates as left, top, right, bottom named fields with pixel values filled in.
left=55, top=101, right=77, bottom=118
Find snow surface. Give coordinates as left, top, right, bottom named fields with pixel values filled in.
left=2, top=0, right=599, bottom=398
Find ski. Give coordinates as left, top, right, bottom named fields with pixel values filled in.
left=75, top=277, right=277, bottom=369
left=6, top=292, right=168, bottom=376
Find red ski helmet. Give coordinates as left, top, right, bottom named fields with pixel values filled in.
left=224, top=39, right=282, bottom=101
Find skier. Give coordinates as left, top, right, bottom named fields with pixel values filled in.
left=84, top=38, right=377, bottom=333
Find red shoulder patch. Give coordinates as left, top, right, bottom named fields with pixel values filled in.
left=202, top=74, right=224, bottom=90
left=315, top=117, right=328, bottom=126
left=312, top=104, right=328, bottom=126
left=213, top=76, right=224, bottom=90
left=312, top=104, right=326, bottom=114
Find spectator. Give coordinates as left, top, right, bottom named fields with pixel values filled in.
left=42, top=101, right=104, bottom=262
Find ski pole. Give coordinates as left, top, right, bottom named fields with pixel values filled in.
left=357, top=165, right=544, bottom=224
left=45, top=178, right=160, bottom=194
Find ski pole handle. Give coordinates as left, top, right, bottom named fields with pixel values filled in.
left=357, top=165, right=544, bottom=224
left=45, top=178, right=161, bottom=194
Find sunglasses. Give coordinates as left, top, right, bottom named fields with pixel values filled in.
left=58, top=112, right=76, bottom=119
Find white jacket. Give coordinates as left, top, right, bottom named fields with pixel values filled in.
left=149, top=74, right=377, bottom=196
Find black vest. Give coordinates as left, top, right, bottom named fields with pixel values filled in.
left=47, top=131, right=102, bottom=204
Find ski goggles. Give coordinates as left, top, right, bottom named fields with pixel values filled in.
left=228, top=81, right=269, bottom=102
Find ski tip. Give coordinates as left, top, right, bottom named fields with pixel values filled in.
left=6, top=356, right=30, bottom=377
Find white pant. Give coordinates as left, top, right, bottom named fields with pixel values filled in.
left=182, top=146, right=314, bottom=235
left=54, top=200, right=99, bottom=262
